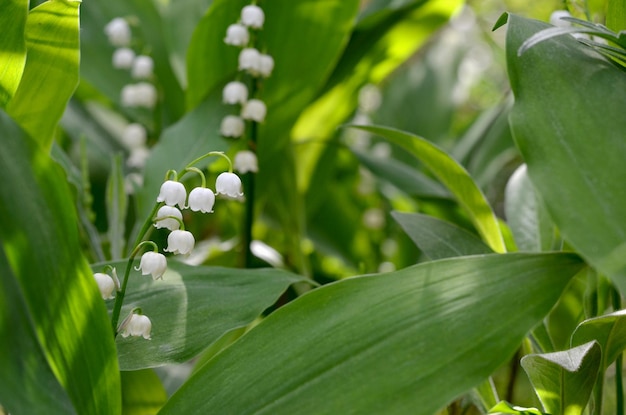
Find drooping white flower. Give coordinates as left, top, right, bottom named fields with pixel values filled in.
left=126, top=147, right=150, bottom=169
left=135, top=251, right=167, bottom=280
left=241, top=5, right=265, bottom=29
left=257, top=54, right=274, bottom=77
left=104, top=18, right=131, bottom=47
left=112, top=47, right=136, bottom=69
left=238, top=48, right=261, bottom=72
left=241, top=99, right=267, bottom=122
left=220, top=115, right=245, bottom=137
left=121, top=123, right=147, bottom=149
left=121, top=82, right=158, bottom=108
left=223, top=81, right=248, bottom=105
left=234, top=150, right=258, bottom=174
left=165, top=230, right=195, bottom=255
left=224, top=23, right=250, bottom=46
left=188, top=187, right=215, bottom=213
left=157, top=180, right=186, bottom=208
left=154, top=205, right=183, bottom=230
left=94, top=273, right=115, bottom=299
left=550, top=10, right=572, bottom=27
left=132, top=55, right=154, bottom=79
left=215, top=172, right=244, bottom=199
left=121, top=314, right=152, bottom=340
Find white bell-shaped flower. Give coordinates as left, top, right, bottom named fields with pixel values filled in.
left=135, top=251, right=167, bottom=280
left=157, top=180, right=186, bottom=208
left=121, top=314, right=152, bottom=340
left=238, top=48, right=261, bottom=72
left=241, top=99, right=267, bottom=122
left=127, top=147, right=150, bottom=169
left=234, top=150, right=258, bottom=174
left=220, top=115, right=245, bottom=137
left=550, top=10, right=572, bottom=27
left=132, top=55, right=154, bottom=79
left=112, top=47, right=135, bottom=69
left=165, top=230, right=195, bottom=255
left=224, top=23, right=250, bottom=46
left=215, top=172, right=244, bottom=199
left=241, top=5, right=265, bottom=29
left=154, top=206, right=183, bottom=230
left=257, top=54, right=274, bottom=78
left=104, top=18, right=131, bottom=47
left=223, top=81, right=248, bottom=105
left=188, top=187, right=215, bottom=213
left=121, top=82, right=158, bottom=108
left=94, top=273, right=115, bottom=299
left=121, top=123, right=147, bottom=150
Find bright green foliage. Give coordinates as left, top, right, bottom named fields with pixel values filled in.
left=120, top=369, right=167, bottom=415
left=572, top=310, right=626, bottom=369
left=489, top=401, right=548, bottom=415
left=159, top=253, right=584, bottom=415
left=6, top=0, right=81, bottom=149
left=0, top=111, right=121, bottom=414
left=521, top=341, right=601, bottom=415
left=0, top=0, right=28, bottom=106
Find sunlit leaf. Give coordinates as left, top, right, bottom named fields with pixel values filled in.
left=505, top=14, right=626, bottom=290
left=121, top=369, right=167, bottom=415
left=521, top=341, right=601, bottom=415
left=0, top=0, right=28, bottom=106
left=107, top=154, right=127, bottom=260
left=160, top=253, right=584, bottom=414
left=352, top=124, right=506, bottom=253
left=572, top=309, right=626, bottom=369
left=0, top=111, right=121, bottom=414
left=6, top=0, right=80, bottom=149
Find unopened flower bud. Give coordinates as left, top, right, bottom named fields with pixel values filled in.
left=224, top=23, right=250, bottom=46
left=220, top=115, right=245, bottom=138
left=188, top=187, right=215, bottom=213
left=165, top=230, right=195, bottom=255
left=215, top=172, right=244, bottom=199
left=112, top=47, right=135, bottom=69
left=234, top=150, right=258, bottom=174
left=238, top=48, right=261, bottom=72
left=223, top=81, right=248, bottom=105
left=157, top=180, right=187, bottom=208
left=94, top=273, right=115, bottom=299
left=154, top=206, right=183, bottom=230
left=135, top=251, right=167, bottom=280
left=257, top=54, right=274, bottom=78
left=241, top=5, right=265, bottom=29
left=241, top=99, right=267, bottom=122
left=104, top=18, right=131, bottom=47
left=132, top=55, right=154, bottom=79
left=121, top=123, right=147, bottom=150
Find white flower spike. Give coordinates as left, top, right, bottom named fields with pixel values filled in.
left=136, top=251, right=167, bottom=280
left=241, top=5, right=265, bottom=29
left=241, top=99, right=267, bottom=122
left=157, top=180, right=186, bottom=208
left=220, top=115, right=245, bottom=138
left=238, top=48, right=261, bottom=72
left=234, top=150, right=258, bottom=174
left=165, top=230, right=195, bottom=255
left=224, top=23, right=250, bottom=46
left=94, top=273, right=115, bottom=299
left=154, top=205, right=183, bottom=230
left=104, top=18, right=131, bottom=47
left=121, top=314, right=152, bottom=340
left=188, top=187, right=215, bottom=213
left=121, top=123, right=147, bottom=150
left=215, top=172, right=244, bottom=199
left=223, top=81, right=248, bottom=105
left=112, top=48, right=135, bottom=69
left=132, top=55, right=154, bottom=79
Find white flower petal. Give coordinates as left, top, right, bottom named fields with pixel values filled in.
left=220, top=115, right=245, bottom=137
left=188, top=187, right=215, bottom=213
left=215, top=172, right=244, bottom=199
left=241, top=5, right=265, bottom=29
left=241, top=99, right=266, bottom=122
left=154, top=206, right=183, bottom=230
left=156, top=180, right=187, bottom=208
left=165, top=230, right=195, bottom=255
left=224, top=23, right=250, bottom=46
left=234, top=150, right=258, bottom=174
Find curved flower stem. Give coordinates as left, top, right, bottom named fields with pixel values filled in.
left=185, top=166, right=207, bottom=188
left=110, top=202, right=161, bottom=336
left=185, top=151, right=233, bottom=173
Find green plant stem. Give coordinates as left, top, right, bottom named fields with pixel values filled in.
left=613, top=287, right=623, bottom=415
left=243, top=121, right=257, bottom=268
left=110, top=202, right=160, bottom=336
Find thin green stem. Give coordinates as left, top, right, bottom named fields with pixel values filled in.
left=613, top=287, right=623, bottom=415
left=186, top=151, right=233, bottom=173
left=111, top=202, right=161, bottom=336
left=185, top=166, right=207, bottom=188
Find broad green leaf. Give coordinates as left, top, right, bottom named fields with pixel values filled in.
left=572, top=309, right=626, bottom=369
left=352, top=124, right=506, bottom=253
left=521, top=341, right=601, bottom=415
left=505, top=14, right=626, bottom=290
left=0, top=0, right=28, bottom=106
left=107, top=154, right=128, bottom=260
left=504, top=164, right=556, bottom=252
left=0, top=111, right=121, bottom=414
left=6, top=0, right=80, bottom=149
left=121, top=370, right=167, bottom=415
left=489, top=401, right=547, bottom=415
left=159, top=253, right=584, bottom=415
left=0, top=247, right=75, bottom=415
left=607, top=0, right=626, bottom=32
left=100, top=260, right=308, bottom=370
left=392, top=211, right=492, bottom=259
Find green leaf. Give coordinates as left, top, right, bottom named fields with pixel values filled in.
left=572, top=310, right=626, bottom=369
left=101, top=260, right=308, bottom=370
left=392, top=211, right=492, bottom=260
left=521, top=341, right=601, bottom=415
left=0, top=111, right=121, bottom=415
left=607, top=0, right=626, bottom=32
left=352, top=124, right=506, bottom=253
left=159, top=253, right=584, bottom=415
left=6, top=0, right=80, bottom=149
left=106, top=154, right=128, bottom=260
left=0, top=247, right=75, bottom=415
left=505, top=14, right=626, bottom=290
left=489, top=401, right=547, bottom=415
left=121, top=370, right=167, bottom=415
left=0, top=0, right=28, bottom=106
left=504, top=164, right=556, bottom=252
